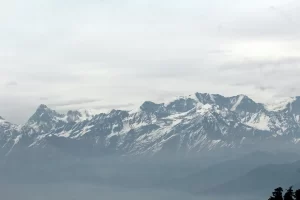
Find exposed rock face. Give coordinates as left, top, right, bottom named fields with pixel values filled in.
left=2, top=93, right=300, bottom=158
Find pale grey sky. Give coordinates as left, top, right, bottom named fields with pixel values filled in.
left=1, top=0, right=300, bottom=123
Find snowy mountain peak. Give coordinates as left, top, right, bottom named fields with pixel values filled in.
left=287, top=96, right=300, bottom=114
left=22, top=105, right=68, bottom=135
left=4, top=92, right=300, bottom=157
left=195, top=92, right=217, bottom=104
left=165, top=97, right=198, bottom=113
left=28, top=104, right=64, bottom=123
left=230, top=95, right=245, bottom=111
left=140, top=101, right=164, bottom=112
left=229, top=95, right=263, bottom=113
left=0, top=117, right=8, bottom=127
left=265, top=97, right=296, bottom=112
left=66, top=110, right=96, bottom=123
left=66, top=110, right=82, bottom=122
left=108, top=109, right=129, bottom=119
left=37, top=104, right=49, bottom=110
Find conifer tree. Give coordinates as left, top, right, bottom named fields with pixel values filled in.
left=269, top=187, right=284, bottom=200
left=294, top=189, right=300, bottom=200
left=284, top=187, right=294, bottom=200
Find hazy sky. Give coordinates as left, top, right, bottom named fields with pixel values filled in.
left=1, top=0, right=300, bottom=123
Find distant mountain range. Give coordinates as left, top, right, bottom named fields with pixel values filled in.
left=203, top=157, right=300, bottom=196
left=159, top=150, right=300, bottom=195
left=2, top=92, right=300, bottom=158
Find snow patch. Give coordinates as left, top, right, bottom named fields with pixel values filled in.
left=293, top=138, right=300, bottom=144
left=71, top=124, right=94, bottom=138
left=265, top=97, right=296, bottom=112
left=231, top=95, right=244, bottom=111
left=209, top=94, right=216, bottom=103
left=5, top=135, right=22, bottom=156
left=245, top=113, right=270, bottom=131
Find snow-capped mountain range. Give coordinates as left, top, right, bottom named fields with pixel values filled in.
left=2, top=92, right=300, bottom=158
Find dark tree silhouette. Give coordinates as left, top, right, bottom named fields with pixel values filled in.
left=269, top=187, right=284, bottom=200
left=294, top=189, right=300, bottom=200
left=284, top=187, right=294, bottom=200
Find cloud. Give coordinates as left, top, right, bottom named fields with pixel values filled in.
left=5, top=81, right=18, bottom=87
left=207, top=50, right=233, bottom=55
left=39, top=97, right=49, bottom=101
left=1, top=0, right=300, bottom=123
left=221, top=56, right=300, bottom=71
left=217, top=56, right=300, bottom=101
left=93, top=103, right=135, bottom=110
left=48, top=99, right=103, bottom=107
left=25, top=72, right=81, bottom=84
